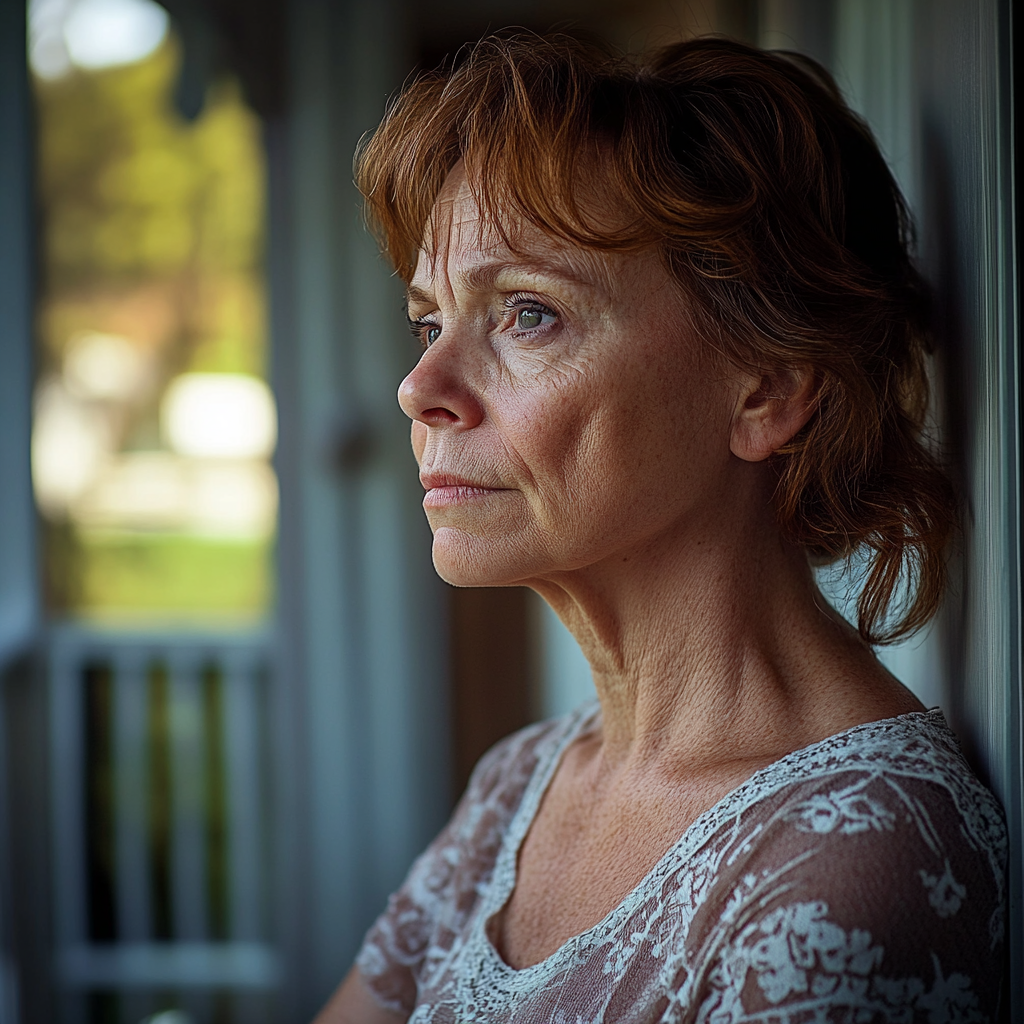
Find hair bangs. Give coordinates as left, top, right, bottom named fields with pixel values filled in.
left=356, top=35, right=663, bottom=282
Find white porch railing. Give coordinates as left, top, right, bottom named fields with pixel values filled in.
left=48, top=626, right=281, bottom=1024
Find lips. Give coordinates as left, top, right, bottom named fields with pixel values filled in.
left=420, top=472, right=507, bottom=507
left=420, top=472, right=489, bottom=490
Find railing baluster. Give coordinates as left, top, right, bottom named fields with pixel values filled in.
left=113, top=650, right=152, bottom=944
left=223, top=651, right=264, bottom=942
left=167, top=651, right=209, bottom=943
left=49, top=632, right=88, bottom=1024
left=50, top=635, right=88, bottom=948
left=50, top=628, right=280, bottom=1018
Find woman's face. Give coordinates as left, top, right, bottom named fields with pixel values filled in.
left=398, top=171, right=747, bottom=588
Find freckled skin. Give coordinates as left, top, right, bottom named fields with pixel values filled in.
left=315, top=168, right=924, bottom=1020
left=405, top=226, right=725, bottom=595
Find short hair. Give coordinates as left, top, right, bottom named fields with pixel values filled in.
left=355, top=33, right=956, bottom=644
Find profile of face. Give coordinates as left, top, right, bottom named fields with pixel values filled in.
left=398, top=167, right=815, bottom=590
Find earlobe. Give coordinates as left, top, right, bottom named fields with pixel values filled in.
left=730, top=366, right=818, bottom=462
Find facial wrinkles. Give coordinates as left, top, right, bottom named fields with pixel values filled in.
left=412, top=203, right=602, bottom=493
left=416, top=172, right=618, bottom=311
left=412, top=176, right=723, bottom=561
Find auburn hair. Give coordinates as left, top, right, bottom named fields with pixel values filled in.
left=355, top=33, right=956, bottom=644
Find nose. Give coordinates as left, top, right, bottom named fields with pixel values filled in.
left=397, top=334, right=485, bottom=430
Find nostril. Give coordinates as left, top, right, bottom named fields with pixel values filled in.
left=421, top=407, right=459, bottom=426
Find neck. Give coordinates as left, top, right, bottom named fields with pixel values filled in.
left=529, top=496, right=904, bottom=770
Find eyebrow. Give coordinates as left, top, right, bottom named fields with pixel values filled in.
left=406, top=285, right=434, bottom=307
left=405, top=258, right=601, bottom=308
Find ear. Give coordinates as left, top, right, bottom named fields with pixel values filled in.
left=730, top=365, right=818, bottom=462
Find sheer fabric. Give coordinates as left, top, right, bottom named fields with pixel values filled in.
left=356, top=706, right=1006, bottom=1022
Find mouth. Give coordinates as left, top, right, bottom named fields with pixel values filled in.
left=420, top=472, right=508, bottom=508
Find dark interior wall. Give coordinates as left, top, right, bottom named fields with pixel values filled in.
left=448, top=588, right=533, bottom=794
left=413, top=0, right=753, bottom=61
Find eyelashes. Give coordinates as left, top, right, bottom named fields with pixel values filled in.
left=406, top=294, right=559, bottom=351
left=407, top=316, right=441, bottom=350
left=502, top=294, right=558, bottom=334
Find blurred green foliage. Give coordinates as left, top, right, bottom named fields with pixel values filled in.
left=36, top=36, right=263, bottom=289
left=34, top=33, right=267, bottom=377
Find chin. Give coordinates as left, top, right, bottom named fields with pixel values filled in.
left=430, top=526, right=540, bottom=588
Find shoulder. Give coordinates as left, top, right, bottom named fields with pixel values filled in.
left=461, top=709, right=580, bottom=812
left=392, top=707, right=586, bottom=914
left=684, top=711, right=1007, bottom=1022
left=355, top=707, right=594, bottom=1014
left=702, top=710, right=1006, bottom=879
left=783, top=710, right=1007, bottom=883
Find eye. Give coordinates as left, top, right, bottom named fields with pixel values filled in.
left=408, top=316, right=441, bottom=349
left=504, top=294, right=557, bottom=335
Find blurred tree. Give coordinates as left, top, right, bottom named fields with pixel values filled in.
left=34, top=34, right=267, bottom=376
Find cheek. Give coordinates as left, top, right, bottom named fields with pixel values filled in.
left=499, top=370, right=598, bottom=488
left=411, top=422, right=427, bottom=464
left=548, top=336, right=724, bottom=502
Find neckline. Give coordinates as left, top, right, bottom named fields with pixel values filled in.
left=478, top=704, right=951, bottom=979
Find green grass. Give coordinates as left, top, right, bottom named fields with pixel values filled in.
left=48, top=527, right=274, bottom=625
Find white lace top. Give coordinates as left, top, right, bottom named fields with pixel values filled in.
left=356, top=705, right=1007, bottom=1022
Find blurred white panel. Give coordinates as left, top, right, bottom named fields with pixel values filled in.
left=876, top=626, right=945, bottom=710
left=28, top=0, right=75, bottom=79
left=64, top=332, right=149, bottom=402
left=141, top=1013, right=192, bottom=1024
left=535, top=596, right=595, bottom=720
left=163, top=374, right=277, bottom=461
left=71, top=452, right=278, bottom=537
left=63, top=0, right=168, bottom=70
left=815, top=560, right=946, bottom=710
left=32, top=378, right=114, bottom=514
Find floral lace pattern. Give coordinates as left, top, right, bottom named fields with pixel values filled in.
left=357, top=707, right=1007, bottom=1022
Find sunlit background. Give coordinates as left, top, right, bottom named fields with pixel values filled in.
left=29, top=0, right=274, bottom=626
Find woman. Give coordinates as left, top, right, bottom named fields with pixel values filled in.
left=317, top=34, right=1006, bottom=1022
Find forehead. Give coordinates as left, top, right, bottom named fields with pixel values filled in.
left=415, top=172, right=542, bottom=276
left=410, top=166, right=622, bottom=294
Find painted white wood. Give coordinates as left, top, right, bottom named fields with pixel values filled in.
left=0, top=0, right=38, bottom=672
left=0, top=4, right=34, bottom=1011
left=56, top=942, right=281, bottom=989
left=113, top=650, right=153, bottom=942
left=48, top=634, right=88, bottom=951
left=221, top=650, right=264, bottom=942
left=167, top=653, right=209, bottom=943
left=48, top=628, right=279, bottom=1010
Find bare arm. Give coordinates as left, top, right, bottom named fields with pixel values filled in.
left=312, top=968, right=408, bottom=1024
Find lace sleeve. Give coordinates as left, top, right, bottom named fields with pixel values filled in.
left=685, top=765, right=1007, bottom=1023
left=354, top=720, right=556, bottom=1016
